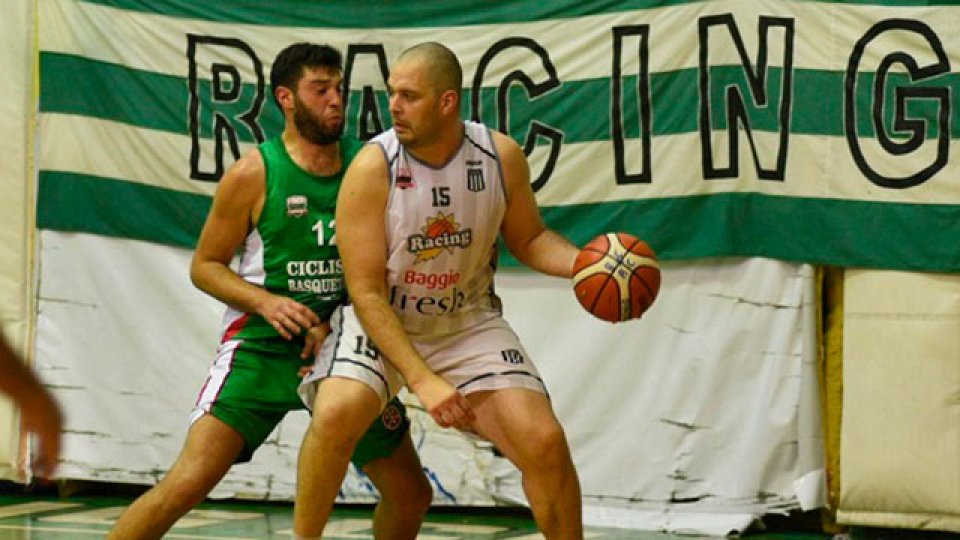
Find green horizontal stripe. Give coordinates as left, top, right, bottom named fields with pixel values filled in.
left=78, top=0, right=708, bottom=28
left=522, top=193, right=960, bottom=272
left=77, top=0, right=957, bottom=28
left=37, top=171, right=211, bottom=249
left=793, top=0, right=958, bottom=5
left=36, top=171, right=960, bottom=272
left=39, top=52, right=285, bottom=139
left=41, top=53, right=960, bottom=144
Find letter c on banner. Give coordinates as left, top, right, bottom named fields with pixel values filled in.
left=470, top=37, right=563, bottom=192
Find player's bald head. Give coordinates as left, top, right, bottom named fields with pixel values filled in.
left=396, top=42, right=462, bottom=98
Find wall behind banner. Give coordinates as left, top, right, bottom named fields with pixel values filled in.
left=0, top=0, right=36, bottom=482
left=14, top=0, right=960, bottom=535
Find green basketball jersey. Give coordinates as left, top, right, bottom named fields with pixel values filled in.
left=220, top=135, right=362, bottom=344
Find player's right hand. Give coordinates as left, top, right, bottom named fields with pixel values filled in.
left=257, top=295, right=321, bottom=340
left=300, top=322, right=331, bottom=360
left=20, top=391, right=63, bottom=478
left=411, top=375, right=475, bottom=430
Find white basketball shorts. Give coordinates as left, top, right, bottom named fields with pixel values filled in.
left=299, top=304, right=547, bottom=410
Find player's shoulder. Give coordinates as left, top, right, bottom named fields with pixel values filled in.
left=228, top=146, right=266, bottom=181
left=345, top=139, right=389, bottom=177
left=215, top=146, right=266, bottom=202
left=484, top=127, right=522, bottom=163
left=464, top=121, right=520, bottom=158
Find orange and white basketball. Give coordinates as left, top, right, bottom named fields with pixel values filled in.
left=572, top=232, right=660, bottom=323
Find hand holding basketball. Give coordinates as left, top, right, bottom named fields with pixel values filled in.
left=572, top=233, right=661, bottom=323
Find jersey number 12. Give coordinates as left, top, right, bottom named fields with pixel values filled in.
left=312, top=219, right=336, bottom=246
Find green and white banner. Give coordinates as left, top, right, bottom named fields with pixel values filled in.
left=33, top=2, right=844, bottom=525
left=37, top=0, right=960, bottom=271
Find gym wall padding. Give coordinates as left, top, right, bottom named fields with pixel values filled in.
left=0, top=0, right=37, bottom=483
left=839, top=270, right=960, bottom=533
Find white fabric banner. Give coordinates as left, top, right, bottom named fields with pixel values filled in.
left=36, top=231, right=821, bottom=534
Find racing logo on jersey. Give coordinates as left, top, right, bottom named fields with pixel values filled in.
left=286, top=195, right=308, bottom=217
left=407, top=211, right=472, bottom=264
left=466, top=159, right=485, bottom=192
left=467, top=167, right=485, bottom=192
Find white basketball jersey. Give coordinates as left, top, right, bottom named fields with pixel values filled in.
left=370, top=121, right=507, bottom=338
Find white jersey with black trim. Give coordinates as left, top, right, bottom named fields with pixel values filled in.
left=370, top=121, right=507, bottom=339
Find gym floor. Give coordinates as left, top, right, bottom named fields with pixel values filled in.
left=0, top=484, right=955, bottom=539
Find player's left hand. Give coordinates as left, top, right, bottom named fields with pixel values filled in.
left=300, top=322, right=331, bottom=360
left=411, top=374, right=475, bottom=430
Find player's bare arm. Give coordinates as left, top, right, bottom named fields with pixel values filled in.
left=190, top=149, right=321, bottom=339
left=495, top=131, right=579, bottom=279
left=336, top=144, right=474, bottom=429
left=0, top=335, right=62, bottom=478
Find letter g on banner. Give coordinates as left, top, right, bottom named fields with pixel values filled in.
left=845, top=19, right=951, bottom=189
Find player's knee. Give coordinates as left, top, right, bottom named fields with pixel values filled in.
left=383, top=473, right=432, bottom=517
left=305, top=418, right=361, bottom=455
left=524, top=423, right=571, bottom=468
left=410, top=473, right=433, bottom=515
left=307, top=402, right=366, bottom=449
left=158, top=473, right=213, bottom=509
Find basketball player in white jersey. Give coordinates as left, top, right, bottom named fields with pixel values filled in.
left=295, top=42, right=583, bottom=539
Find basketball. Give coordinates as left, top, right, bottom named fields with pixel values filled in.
left=572, top=232, right=661, bottom=323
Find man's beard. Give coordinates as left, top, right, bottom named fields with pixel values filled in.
left=293, top=95, right=343, bottom=145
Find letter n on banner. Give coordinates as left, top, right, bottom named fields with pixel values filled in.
left=698, top=15, right=794, bottom=181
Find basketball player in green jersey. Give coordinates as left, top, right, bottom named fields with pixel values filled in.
left=107, top=43, right=430, bottom=540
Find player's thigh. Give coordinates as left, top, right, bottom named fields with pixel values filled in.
left=427, top=318, right=546, bottom=396
left=300, top=305, right=404, bottom=412
left=351, top=397, right=411, bottom=468
left=166, top=414, right=245, bottom=488
left=195, top=341, right=301, bottom=461
left=466, top=388, right=568, bottom=466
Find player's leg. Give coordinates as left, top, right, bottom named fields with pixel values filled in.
left=293, top=376, right=385, bottom=538
left=358, top=400, right=432, bottom=539
left=110, top=339, right=297, bottom=540
left=106, top=414, right=244, bottom=540
left=368, top=442, right=431, bottom=539
left=429, top=318, right=581, bottom=536
left=295, top=305, right=412, bottom=538
left=466, top=388, right=583, bottom=539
